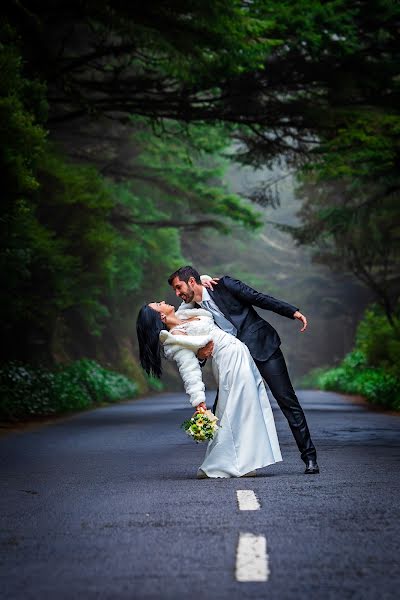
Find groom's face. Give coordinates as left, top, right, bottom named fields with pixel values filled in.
left=171, top=276, right=195, bottom=303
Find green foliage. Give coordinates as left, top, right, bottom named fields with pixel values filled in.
left=4, top=1, right=280, bottom=121
left=356, top=306, right=400, bottom=372
left=1, top=38, right=261, bottom=362
left=298, top=367, right=330, bottom=390
left=316, top=360, right=400, bottom=410
left=237, top=1, right=400, bottom=315
left=313, top=111, right=400, bottom=185
left=0, top=30, right=48, bottom=198
left=145, top=374, right=164, bottom=392
left=256, top=0, right=360, bottom=57
left=3, top=0, right=399, bottom=395
left=1, top=149, right=117, bottom=341
left=284, top=117, right=400, bottom=320
left=0, top=360, right=138, bottom=422
left=131, top=118, right=262, bottom=231
left=131, top=0, right=278, bottom=83
left=301, top=305, right=400, bottom=410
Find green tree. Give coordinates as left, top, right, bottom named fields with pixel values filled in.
left=3, top=0, right=400, bottom=373
left=0, top=35, right=262, bottom=364
left=277, top=110, right=400, bottom=325
left=235, top=1, right=400, bottom=167
left=4, top=0, right=276, bottom=123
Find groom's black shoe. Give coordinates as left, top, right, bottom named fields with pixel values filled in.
left=304, top=457, right=320, bottom=474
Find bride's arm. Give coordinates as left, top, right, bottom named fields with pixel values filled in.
left=172, top=333, right=206, bottom=412
left=171, top=347, right=207, bottom=408
left=160, top=330, right=213, bottom=408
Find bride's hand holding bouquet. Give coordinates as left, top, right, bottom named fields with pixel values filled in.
left=181, top=402, right=219, bottom=443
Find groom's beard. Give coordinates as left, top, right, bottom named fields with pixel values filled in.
left=179, top=287, right=195, bottom=304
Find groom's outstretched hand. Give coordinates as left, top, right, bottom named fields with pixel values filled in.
left=293, top=311, right=308, bottom=332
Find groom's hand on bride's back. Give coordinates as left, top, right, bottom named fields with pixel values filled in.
left=197, top=341, right=214, bottom=360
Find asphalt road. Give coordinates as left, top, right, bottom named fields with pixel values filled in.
left=1, top=390, right=399, bottom=600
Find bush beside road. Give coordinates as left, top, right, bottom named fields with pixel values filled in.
left=0, top=359, right=139, bottom=422
left=300, top=305, right=400, bottom=411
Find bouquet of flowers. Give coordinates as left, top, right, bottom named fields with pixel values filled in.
left=181, top=409, right=219, bottom=443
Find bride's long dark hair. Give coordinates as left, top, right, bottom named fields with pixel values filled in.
left=136, top=305, right=167, bottom=378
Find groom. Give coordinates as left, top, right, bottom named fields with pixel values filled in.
left=168, top=265, right=319, bottom=475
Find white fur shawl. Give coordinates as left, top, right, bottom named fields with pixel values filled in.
left=175, top=306, right=212, bottom=320
left=159, top=313, right=213, bottom=407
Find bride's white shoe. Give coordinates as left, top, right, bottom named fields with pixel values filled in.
left=196, top=469, right=209, bottom=479
left=197, top=468, right=257, bottom=478
left=240, top=469, right=257, bottom=477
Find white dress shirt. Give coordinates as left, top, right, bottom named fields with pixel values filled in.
left=200, top=288, right=237, bottom=337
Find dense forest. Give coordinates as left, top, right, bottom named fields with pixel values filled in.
left=1, top=1, right=399, bottom=420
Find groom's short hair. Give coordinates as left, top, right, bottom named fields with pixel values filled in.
left=168, top=265, right=201, bottom=285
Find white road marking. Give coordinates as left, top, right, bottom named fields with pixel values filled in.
left=236, top=489, right=260, bottom=511
left=235, top=532, right=269, bottom=582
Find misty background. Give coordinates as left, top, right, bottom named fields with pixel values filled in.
left=177, top=165, right=371, bottom=388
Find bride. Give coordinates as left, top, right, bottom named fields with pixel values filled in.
left=136, top=301, right=282, bottom=478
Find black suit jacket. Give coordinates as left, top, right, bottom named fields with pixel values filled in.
left=205, top=275, right=299, bottom=362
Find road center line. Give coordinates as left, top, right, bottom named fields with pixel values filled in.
left=236, top=489, right=260, bottom=510
left=235, top=532, right=269, bottom=582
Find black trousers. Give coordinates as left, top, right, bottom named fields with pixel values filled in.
left=212, top=347, right=317, bottom=463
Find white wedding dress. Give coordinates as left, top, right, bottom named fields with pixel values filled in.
left=160, top=308, right=282, bottom=478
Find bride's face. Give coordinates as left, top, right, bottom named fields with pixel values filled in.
left=149, top=301, right=175, bottom=317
